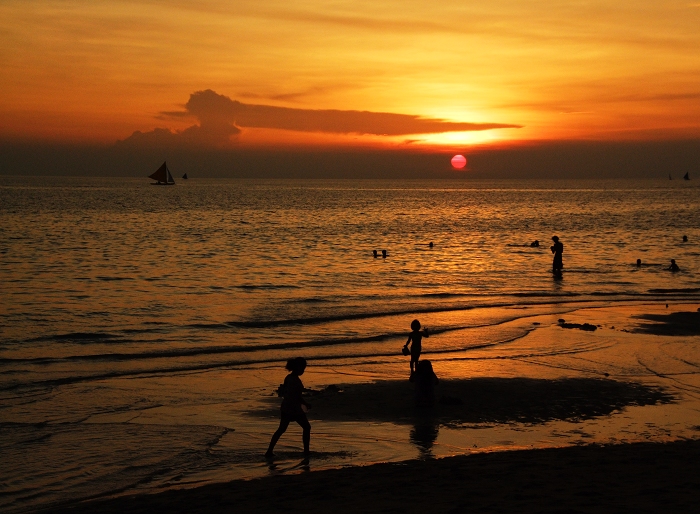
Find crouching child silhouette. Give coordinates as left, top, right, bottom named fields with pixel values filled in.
left=414, top=360, right=439, bottom=408
left=265, top=357, right=311, bottom=458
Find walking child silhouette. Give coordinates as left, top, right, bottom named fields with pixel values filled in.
left=265, top=357, right=311, bottom=458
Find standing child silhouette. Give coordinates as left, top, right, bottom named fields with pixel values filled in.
left=403, top=319, right=429, bottom=376
left=265, top=357, right=311, bottom=458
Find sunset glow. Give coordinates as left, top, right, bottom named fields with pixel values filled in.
left=1, top=1, right=700, bottom=152
left=3, top=2, right=700, bottom=507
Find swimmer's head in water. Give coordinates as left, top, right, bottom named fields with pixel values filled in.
left=411, top=319, right=421, bottom=331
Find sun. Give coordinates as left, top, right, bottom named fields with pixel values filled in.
left=451, top=154, right=467, bottom=169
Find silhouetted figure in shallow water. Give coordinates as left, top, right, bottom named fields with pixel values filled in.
left=669, top=259, right=680, bottom=272
left=429, top=241, right=434, bottom=248
left=266, top=357, right=311, bottom=458
left=530, top=240, right=540, bottom=247
left=373, top=250, right=378, bottom=258
left=382, top=249, right=387, bottom=258
left=413, top=360, right=439, bottom=408
left=636, top=258, right=642, bottom=267
left=683, top=235, right=688, bottom=242
left=404, top=319, right=429, bottom=375
left=550, top=236, right=563, bottom=273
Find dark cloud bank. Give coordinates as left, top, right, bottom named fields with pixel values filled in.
left=1, top=89, right=699, bottom=179
left=146, top=89, right=521, bottom=145
left=111, top=89, right=519, bottom=151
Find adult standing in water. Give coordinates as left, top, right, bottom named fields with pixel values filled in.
left=265, top=357, right=311, bottom=458
left=551, top=236, right=564, bottom=273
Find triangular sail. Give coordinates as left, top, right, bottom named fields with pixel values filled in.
left=148, top=162, right=175, bottom=184
left=684, top=172, right=690, bottom=180
left=149, top=162, right=168, bottom=182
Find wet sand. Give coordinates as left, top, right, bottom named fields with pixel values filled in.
left=52, top=439, right=700, bottom=514
left=41, top=307, right=700, bottom=513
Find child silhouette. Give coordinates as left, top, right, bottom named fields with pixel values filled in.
left=265, top=357, right=311, bottom=458
left=403, top=319, right=429, bottom=376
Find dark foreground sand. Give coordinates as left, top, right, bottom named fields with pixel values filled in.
left=52, top=439, right=700, bottom=514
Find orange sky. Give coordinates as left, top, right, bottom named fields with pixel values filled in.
left=2, top=0, right=700, bottom=149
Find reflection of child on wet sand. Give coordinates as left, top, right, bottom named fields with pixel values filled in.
left=403, top=319, right=429, bottom=376
left=265, top=357, right=311, bottom=458
left=414, top=360, right=439, bottom=407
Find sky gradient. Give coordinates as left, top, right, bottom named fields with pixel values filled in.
left=2, top=1, right=700, bottom=176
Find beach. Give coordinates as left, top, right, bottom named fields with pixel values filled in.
left=50, top=439, right=700, bottom=514
left=2, top=178, right=699, bottom=512
left=34, top=306, right=700, bottom=513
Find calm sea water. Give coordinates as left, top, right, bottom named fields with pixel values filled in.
left=1, top=176, right=699, bottom=511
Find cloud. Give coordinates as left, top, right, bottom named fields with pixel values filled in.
left=120, top=89, right=520, bottom=148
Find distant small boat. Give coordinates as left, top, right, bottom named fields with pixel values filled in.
left=669, top=174, right=672, bottom=180
left=683, top=172, right=690, bottom=181
left=149, top=162, right=175, bottom=185
left=182, top=173, right=188, bottom=180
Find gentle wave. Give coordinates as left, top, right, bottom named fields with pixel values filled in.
left=235, top=284, right=301, bottom=290
left=224, top=293, right=699, bottom=328
left=0, top=329, right=536, bottom=392
left=6, top=293, right=697, bottom=349
left=648, top=288, right=700, bottom=294
left=28, top=332, right=122, bottom=343
left=0, top=319, right=528, bottom=365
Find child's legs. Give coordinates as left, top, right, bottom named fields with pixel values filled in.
left=267, top=415, right=291, bottom=452
left=410, top=354, right=420, bottom=372
left=296, top=413, right=311, bottom=453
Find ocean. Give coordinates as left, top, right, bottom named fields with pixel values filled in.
left=1, top=176, right=699, bottom=512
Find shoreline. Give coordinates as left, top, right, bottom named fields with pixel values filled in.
left=51, top=439, right=700, bottom=514
left=7, top=303, right=700, bottom=513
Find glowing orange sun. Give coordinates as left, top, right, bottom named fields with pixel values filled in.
left=451, top=154, right=467, bottom=169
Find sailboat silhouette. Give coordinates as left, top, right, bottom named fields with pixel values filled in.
left=148, top=162, right=175, bottom=185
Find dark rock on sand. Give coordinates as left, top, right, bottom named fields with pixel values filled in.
left=559, top=322, right=598, bottom=331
